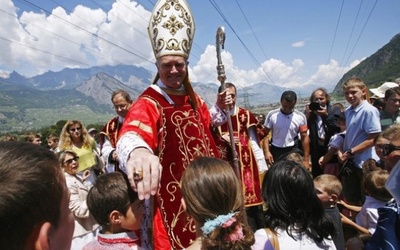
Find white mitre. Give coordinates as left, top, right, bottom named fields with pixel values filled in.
left=147, top=0, right=195, bottom=59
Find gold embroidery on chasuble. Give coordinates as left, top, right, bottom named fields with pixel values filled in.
left=156, top=105, right=217, bottom=249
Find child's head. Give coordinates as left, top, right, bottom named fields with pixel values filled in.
left=362, top=158, right=382, bottom=175
left=363, top=170, right=392, bottom=202
left=0, top=142, right=74, bottom=250
left=47, top=134, right=59, bottom=150
left=314, top=174, right=343, bottom=208
left=24, top=131, right=42, bottom=145
left=276, top=150, right=303, bottom=165
left=342, top=77, right=367, bottom=107
left=87, top=172, right=143, bottom=233
left=0, top=134, right=17, bottom=141
left=181, top=157, right=254, bottom=249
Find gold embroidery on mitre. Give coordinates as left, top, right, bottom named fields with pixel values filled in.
left=148, top=0, right=195, bottom=59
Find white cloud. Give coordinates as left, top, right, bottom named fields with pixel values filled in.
left=0, top=0, right=362, bottom=97
left=292, top=40, right=305, bottom=48
left=0, top=0, right=153, bottom=77
left=305, top=59, right=362, bottom=91
left=191, top=45, right=307, bottom=88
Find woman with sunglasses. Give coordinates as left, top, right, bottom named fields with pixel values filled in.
left=59, top=120, right=100, bottom=187
left=58, top=150, right=99, bottom=249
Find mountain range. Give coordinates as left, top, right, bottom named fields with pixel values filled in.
left=1, top=33, right=399, bottom=133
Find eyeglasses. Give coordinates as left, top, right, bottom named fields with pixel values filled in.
left=382, top=144, right=400, bottom=156
left=64, top=156, right=79, bottom=165
left=388, top=98, right=400, bottom=103
left=114, top=104, right=129, bottom=110
left=69, top=127, right=81, bottom=132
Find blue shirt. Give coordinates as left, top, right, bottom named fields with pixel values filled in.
left=344, top=100, right=381, bottom=168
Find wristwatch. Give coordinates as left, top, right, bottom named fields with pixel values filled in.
left=346, top=148, right=354, bottom=156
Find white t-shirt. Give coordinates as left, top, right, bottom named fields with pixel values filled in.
left=252, top=228, right=337, bottom=250
left=264, top=108, right=307, bottom=147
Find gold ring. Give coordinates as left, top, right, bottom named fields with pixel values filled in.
left=133, top=169, right=143, bottom=182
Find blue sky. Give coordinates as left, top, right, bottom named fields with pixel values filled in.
left=1, top=0, right=399, bottom=92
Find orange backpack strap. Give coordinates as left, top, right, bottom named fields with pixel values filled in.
left=264, top=228, right=280, bottom=250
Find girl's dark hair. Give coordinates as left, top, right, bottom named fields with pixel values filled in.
left=262, top=160, right=335, bottom=243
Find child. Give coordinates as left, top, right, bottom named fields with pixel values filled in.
left=181, top=157, right=254, bottom=250
left=314, top=174, right=345, bottom=250
left=24, top=131, right=42, bottom=145
left=47, top=133, right=59, bottom=152
left=83, top=172, right=143, bottom=250
left=340, top=170, right=392, bottom=236
left=0, top=142, right=74, bottom=250
left=319, top=111, right=346, bottom=176
left=339, top=77, right=381, bottom=205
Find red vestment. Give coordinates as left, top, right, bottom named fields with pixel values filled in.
left=218, top=107, right=263, bottom=207
left=118, top=87, right=220, bottom=249
left=100, top=116, right=121, bottom=148
left=100, top=116, right=122, bottom=171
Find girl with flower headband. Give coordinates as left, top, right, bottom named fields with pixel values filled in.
left=181, top=157, right=254, bottom=250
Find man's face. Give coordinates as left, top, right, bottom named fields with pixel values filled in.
left=385, top=93, right=400, bottom=114
left=157, top=55, right=187, bottom=89
left=281, top=99, right=296, bottom=114
left=375, top=137, right=391, bottom=160
left=383, top=137, right=400, bottom=170
left=113, top=93, right=132, bottom=118
left=312, top=90, right=327, bottom=107
left=225, top=86, right=237, bottom=107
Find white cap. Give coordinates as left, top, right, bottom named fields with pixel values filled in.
left=88, top=128, right=97, bottom=134
left=370, top=82, right=398, bottom=99
left=147, top=0, right=195, bottom=59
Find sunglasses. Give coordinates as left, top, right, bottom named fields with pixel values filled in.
left=69, top=127, right=81, bottom=132
left=64, top=156, right=79, bottom=165
left=382, top=144, right=400, bottom=156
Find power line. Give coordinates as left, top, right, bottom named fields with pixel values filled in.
left=0, top=36, right=92, bottom=67
left=343, top=0, right=378, bottom=69
left=208, top=0, right=282, bottom=98
left=327, top=0, right=345, bottom=64
left=339, top=0, right=364, bottom=76
left=233, top=0, right=280, bottom=85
